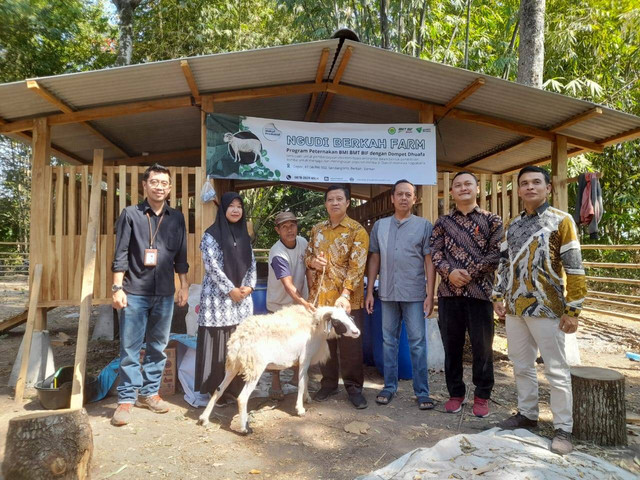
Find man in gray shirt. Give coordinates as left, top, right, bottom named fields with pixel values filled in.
left=365, top=179, right=436, bottom=410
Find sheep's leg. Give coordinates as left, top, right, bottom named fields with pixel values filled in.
left=303, top=370, right=312, bottom=404
left=236, top=378, right=260, bottom=435
left=295, top=357, right=312, bottom=416
left=253, top=150, right=258, bottom=163
left=197, top=368, right=238, bottom=427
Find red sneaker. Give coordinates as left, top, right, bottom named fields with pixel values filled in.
left=473, top=397, right=490, bottom=417
left=445, top=397, right=465, bottom=413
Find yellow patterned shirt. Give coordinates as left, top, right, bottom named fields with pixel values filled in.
left=492, top=202, right=587, bottom=319
left=305, top=216, right=369, bottom=309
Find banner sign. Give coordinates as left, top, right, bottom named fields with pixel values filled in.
left=206, top=113, right=436, bottom=185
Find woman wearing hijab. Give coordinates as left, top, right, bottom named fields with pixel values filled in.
left=195, top=192, right=256, bottom=402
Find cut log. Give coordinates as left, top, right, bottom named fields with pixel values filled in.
left=571, top=366, right=627, bottom=446
left=2, top=409, right=93, bottom=480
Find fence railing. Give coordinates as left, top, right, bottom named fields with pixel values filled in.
left=581, top=244, right=640, bottom=321
left=0, top=242, right=28, bottom=276
left=350, top=172, right=522, bottom=230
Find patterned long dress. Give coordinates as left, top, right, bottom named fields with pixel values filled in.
left=195, top=232, right=256, bottom=395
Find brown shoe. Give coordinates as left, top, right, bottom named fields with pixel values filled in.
left=497, top=412, right=538, bottom=430
left=111, top=403, right=133, bottom=426
left=135, top=394, right=170, bottom=413
left=550, top=429, right=573, bottom=455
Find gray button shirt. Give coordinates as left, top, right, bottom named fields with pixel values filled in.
left=369, top=214, right=432, bottom=302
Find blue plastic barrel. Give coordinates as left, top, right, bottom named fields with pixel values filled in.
left=251, top=278, right=268, bottom=315
left=369, top=297, right=413, bottom=380
left=361, top=309, right=374, bottom=366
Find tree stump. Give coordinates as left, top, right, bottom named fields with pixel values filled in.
left=571, top=366, right=627, bottom=446
left=2, top=408, right=93, bottom=480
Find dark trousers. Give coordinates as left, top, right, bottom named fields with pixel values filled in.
left=320, top=308, right=365, bottom=395
left=438, top=296, right=494, bottom=399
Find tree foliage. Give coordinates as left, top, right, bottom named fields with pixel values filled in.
left=0, top=0, right=115, bottom=83
left=0, top=0, right=638, bottom=256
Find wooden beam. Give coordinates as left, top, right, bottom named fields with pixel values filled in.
left=180, top=60, right=200, bottom=102
left=316, top=46, right=354, bottom=122
left=582, top=306, right=640, bottom=322
left=26, top=80, right=132, bottom=158
left=0, top=96, right=193, bottom=134
left=553, top=107, right=603, bottom=132
left=439, top=78, right=485, bottom=118
left=551, top=134, right=568, bottom=211
left=0, top=118, right=86, bottom=164
left=208, top=83, right=324, bottom=104
left=325, top=83, right=604, bottom=152
left=599, top=126, right=640, bottom=146
left=326, top=83, right=425, bottom=111
left=444, top=109, right=604, bottom=152
left=460, top=107, right=605, bottom=168
left=112, top=148, right=200, bottom=166
left=498, top=146, right=585, bottom=175
left=458, top=138, right=536, bottom=167
left=0, top=310, right=28, bottom=334
left=304, top=48, right=330, bottom=121
left=14, top=263, right=43, bottom=403
left=70, top=149, right=103, bottom=409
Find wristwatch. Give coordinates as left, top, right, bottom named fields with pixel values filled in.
left=112, top=284, right=124, bottom=293
left=340, top=293, right=350, bottom=300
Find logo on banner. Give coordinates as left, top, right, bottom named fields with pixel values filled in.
left=388, top=127, right=396, bottom=134
left=263, top=123, right=282, bottom=141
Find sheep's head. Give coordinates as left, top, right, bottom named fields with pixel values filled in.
left=317, top=307, right=360, bottom=338
left=223, top=132, right=234, bottom=143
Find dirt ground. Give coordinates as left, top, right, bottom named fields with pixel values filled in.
left=1, top=277, right=639, bottom=479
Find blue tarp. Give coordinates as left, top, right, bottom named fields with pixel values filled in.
left=89, top=333, right=197, bottom=403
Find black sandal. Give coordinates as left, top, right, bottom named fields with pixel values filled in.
left=375, top=390, right=394, bottom=405
left=418, top=398, right=435, bottom=410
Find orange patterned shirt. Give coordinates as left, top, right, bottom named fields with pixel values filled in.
left=305, top=216, right=369, bottom=309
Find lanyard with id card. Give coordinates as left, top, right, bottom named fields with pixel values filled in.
left=144, top=211, right=164, bottom=266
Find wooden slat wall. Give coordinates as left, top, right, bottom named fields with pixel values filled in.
left=39, top=166, right=523, bottom=305
left=42, top=165, right=206, bottom=305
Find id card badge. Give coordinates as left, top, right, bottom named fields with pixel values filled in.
left=144, top=248, right=158, bottom=266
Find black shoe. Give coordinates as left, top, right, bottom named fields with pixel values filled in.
left=314, top=387, right=339, bottom=402
left=497, top=412, right=538, bottom=430
left=349, top=393, right=368, bottom=409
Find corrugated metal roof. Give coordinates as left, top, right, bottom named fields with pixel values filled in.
left=0, top=38, right=638, bottom=172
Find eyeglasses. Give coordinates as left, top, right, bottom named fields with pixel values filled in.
left=147, top=179, right=171, bottom=188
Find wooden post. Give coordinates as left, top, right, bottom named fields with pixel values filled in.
left=571, top=366, right=627, bottom=446
left=552, top=134, right=568, bottom=212
left=70, top=150, right=103, bottom=409
left=14, top=264, right=43, bottom=403
left=201, top=96, right=216, bottom=235
left=30, top=118, right=50, bottom=331
left=442, top=172, right=450, bottom=213
left=501, top=174, right=509, bottom=223
left=419, top=106, right=436, bottom=223
left=479, top=173, right=487, bottom=210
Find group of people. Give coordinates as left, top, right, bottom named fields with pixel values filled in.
left=109, top=163, right=586, bottom=456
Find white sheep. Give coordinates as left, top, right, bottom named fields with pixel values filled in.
left=223, top=132, right=262, bottom=164
left=197, top=305, right=360, bottom=434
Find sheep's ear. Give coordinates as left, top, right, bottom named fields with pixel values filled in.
left=321, top=309, right=334, bottom=324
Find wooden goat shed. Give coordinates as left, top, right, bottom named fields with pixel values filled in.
left=1, top=38, right=639, bottom=332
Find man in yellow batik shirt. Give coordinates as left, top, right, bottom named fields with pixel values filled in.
left=306, top=185, right=369, bottom=409
left=492, top=166, right=587, bottom=456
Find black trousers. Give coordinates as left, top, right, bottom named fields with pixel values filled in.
left=438, top=297, right=494, bottom=399
left=320, top=308, right=365, bottom=395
